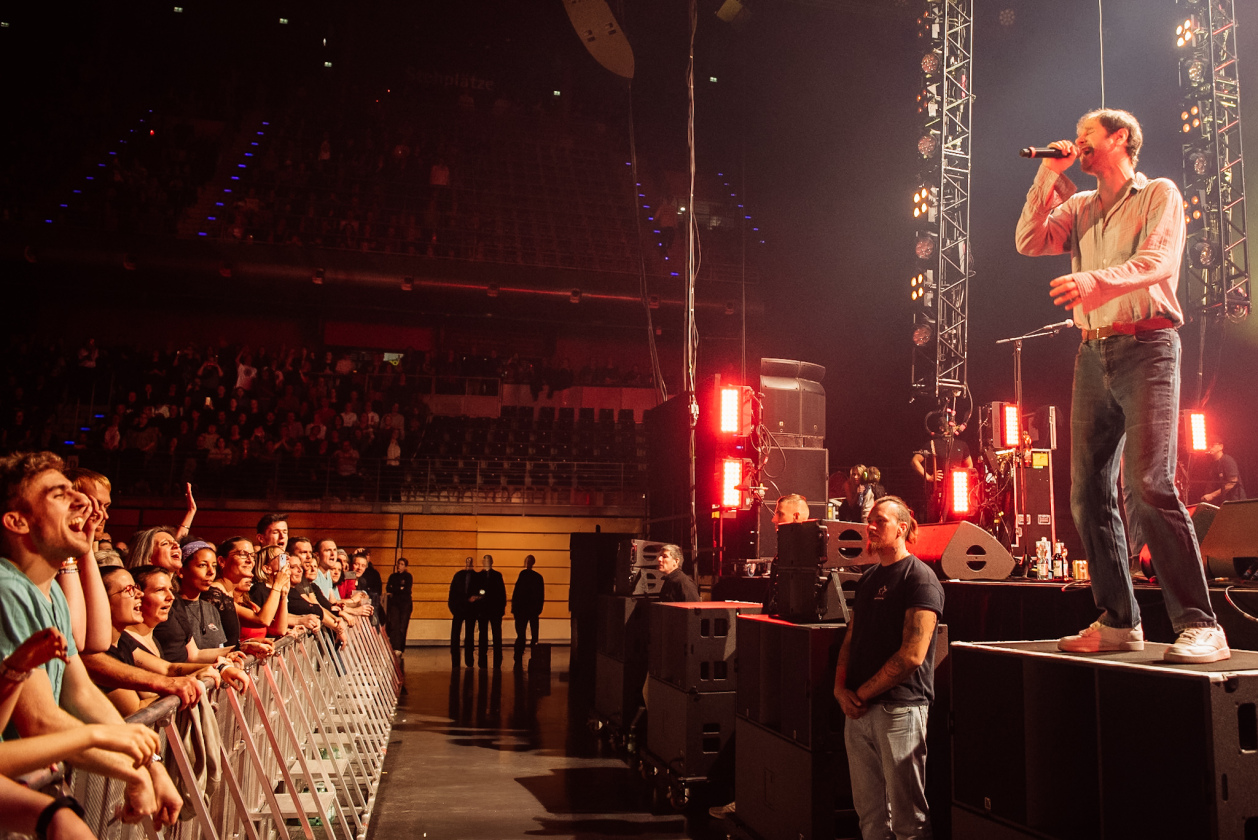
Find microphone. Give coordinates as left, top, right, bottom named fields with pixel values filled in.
left=1020, top=146, right=1070, bottom=159
left=1039, top=318, right=1075, bottom=333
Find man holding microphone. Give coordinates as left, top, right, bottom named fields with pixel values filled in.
left=1015, top=108, right=1228, bottom=663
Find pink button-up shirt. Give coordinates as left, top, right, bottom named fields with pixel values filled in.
left=1015, top=165, right=1186, bottom=330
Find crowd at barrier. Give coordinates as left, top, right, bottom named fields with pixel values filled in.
left=0, top=452, right=400, bottom=839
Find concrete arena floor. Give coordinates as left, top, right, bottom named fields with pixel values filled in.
left=366, top=646, right=699, bottom=840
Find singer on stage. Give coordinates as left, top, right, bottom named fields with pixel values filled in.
left=1015, top=108, right=1229, bottom=663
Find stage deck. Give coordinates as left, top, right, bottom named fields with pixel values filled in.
left=956, top=638, right=1258, bottom=676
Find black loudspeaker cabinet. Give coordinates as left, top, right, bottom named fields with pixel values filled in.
left=952, top=641, right=1258, bottom=840
left=737, top=614, right=845, bottom=751
left=1202, top=499, right=1258, bottom=579
left=735, top=717, right=855, bottom=840
left=645, top=677, right=737, bottom=780
left=760, top=357, right=826, bottom=446
left=594, top=651, right=645, bottom=729
left=648, top=601, right=762, bottom=693
left=597, top=594, right=651, bottom=662
left=913, top=521, right=1016, bottom=581
left=823, top=520, right=870, bottom=567
left=756, top=447, right=829, bottom=560
left=614, top=539, right=669, bottom=596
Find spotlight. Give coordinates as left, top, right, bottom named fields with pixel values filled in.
left=914, top=233, right=936, bottom=260
left=910, top=270, right=934, bottom=302
left=950, top=470, right=970, bottom=515
left=1184, top=410, right=1208, bottom=452
left=1182, top=58, right=1207, bottom=87
left=912, top=321, right=933, bottom=346
left=921, top=51, right=942, bottom=75
left=1189, top=151, right=1209, bottom=176
left=312, top=268, right=325, bottom=285
left=719, top=458, right=752, bottom=509
left=1190, top=238, right=1217, bottom=268
left=1176, top=17, right=1198, bottom=48
left=401, top=276, right=413, bottom=291
left=719, top=386, right=754, bottom=435
left=918, top=134, right=938, bottom=157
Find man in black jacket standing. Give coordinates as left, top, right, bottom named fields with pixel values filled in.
left=511, top=555, right=545, bottom=661
left=657, top=544, right=699, bottom=602
left=448, top=556, right=479, bottom=668
left=476, top=554, right=507, bottom=669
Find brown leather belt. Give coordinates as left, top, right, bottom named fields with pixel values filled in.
left=1080, top=317, right=1175, bottom=341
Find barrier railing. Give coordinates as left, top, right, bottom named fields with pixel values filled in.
left=15, top=620, right=400, bottom=840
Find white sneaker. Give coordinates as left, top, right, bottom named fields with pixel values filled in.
left=1058, top=620, right=1144, bottom=653
left=708, top=802, right=735, bottom=819
left=1164, top=626, right=1230, bottom=664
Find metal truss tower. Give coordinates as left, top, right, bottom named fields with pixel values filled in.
left=910, top=0, right=973, bottom=403
left=1176, top=0, right=1249, bottom=389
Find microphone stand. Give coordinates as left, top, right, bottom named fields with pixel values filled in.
left=995, top=320, right=1073, bottom=562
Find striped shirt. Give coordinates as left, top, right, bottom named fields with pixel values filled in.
left=1015, top=166, right=1186, bottom=331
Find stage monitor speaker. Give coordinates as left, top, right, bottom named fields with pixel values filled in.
left=1201, top=499, right=1258, bottom=579
left=614, top=539, right=668, bottom=596
left=914, top=521, right=1015, bottom=580
left=757, top=447, right=828, bottom=559
left=760, top=358, right=826, bottom=447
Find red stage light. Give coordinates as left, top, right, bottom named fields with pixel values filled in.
left=718, top=386, right=753, bottom=435
left=950, top=469, right=969, bottom=515
left=1002, top=404, right=1020, bottom=448
left=1188, top=411, right=1208, bottom=451
left=720, top=458, right=745, bottom=509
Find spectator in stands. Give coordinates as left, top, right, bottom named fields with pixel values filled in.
left=0, top=451, right=183, bottom=826
left=385, top=558, right=413, bottom=657
left=475, top=554, right=507, bottom=669
left=151, top=541, right=242, bottom=665
left=511, top=555, right=545, bottom=662
left=0, top=627, right=159, bottom=840
left=212, top=538, right=281, bottom=652
left=256, top=512, right=289, bottom=551
left=333, top=439, right=361, bottom=498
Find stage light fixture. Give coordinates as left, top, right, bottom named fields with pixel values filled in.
left=401, top=276, right=413, bottom=291
left=312, top=268, right=324, bottom=285
left=914, top=233, right=936, bottom=260
left=998, top=8, right=1015, bottom=27
left=1190, top=238, right=1217, bottom=268
left=1188, top=150, right=1210, bottom=176
left=1186, top=411, right=1208, bottom=452
left=1182, top=58, right=1207, bottom=87
left=570, top=289, right=581, bottom=303
left=921, top=51, right=942, bottom=75
left=1001, top=403, right=1020, bottom=448
left=487, top=284, right=499, bottom=297
left=719, top=386, right=754, bottom=436
left=1176, top=18, right=1199, bottom=48
left=720, top=458, right=749, bottom=509
left=912, top=187, right=937, bottom=220
left=917, top=134, right=938, bottom=157
left=950, top=470, right=970, bottom=515
left=912, top=320, right=933, bottom=346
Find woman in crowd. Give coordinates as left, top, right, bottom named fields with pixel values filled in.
left=213, top=538, right=284, bottom=648
left=95, top=566, right=227, bottom=715
left=127, top=526, right=183, bottom=574
left=151, top=541, right=241, bottom=665
left=252, top=545, right=320, bottom=636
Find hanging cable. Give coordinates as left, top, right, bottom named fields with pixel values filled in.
left=685, top=0, right=700, bottom=570
left=626, top=78, right=669, bottom=404
left=1097, top=0, right=1106, bottom=107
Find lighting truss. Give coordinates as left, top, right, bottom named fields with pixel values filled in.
left=910, top=0, right=973, bottom=401
left=1177, top=0, right=1249, bottom=325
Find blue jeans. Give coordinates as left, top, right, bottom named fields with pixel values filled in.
left=1069, top=330, right=1215, bottom=632
left=844, top=704, right=932, bottom=840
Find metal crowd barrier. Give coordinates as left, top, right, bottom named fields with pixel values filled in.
left=15, top=620, right=401, bottom=840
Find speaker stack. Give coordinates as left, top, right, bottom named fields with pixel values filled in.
left=643, top=601, right=762, bottom=804
left=758, top=359, right=829, bottom=560
left=593, top=594, right=651, bottom=737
